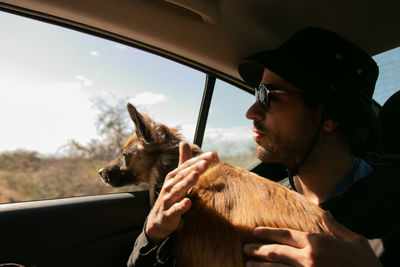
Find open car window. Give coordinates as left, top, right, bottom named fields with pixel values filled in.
left=0, top=11, right=205, bottom=203
left=202, top=79, right=259, bottom=169
left=373, top=46, right=400, bottom=105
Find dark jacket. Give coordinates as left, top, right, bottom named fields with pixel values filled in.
left=127, top=219, right=175, bottom=266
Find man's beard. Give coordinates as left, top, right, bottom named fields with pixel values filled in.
left=254, top=116, right=319, bottom=170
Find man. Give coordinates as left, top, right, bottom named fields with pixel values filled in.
left=128, top=27, right=399, bottom=266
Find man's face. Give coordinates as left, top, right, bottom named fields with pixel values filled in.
left=246, top=69, right=321, bottom=169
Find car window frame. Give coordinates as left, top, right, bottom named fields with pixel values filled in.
left=0, top=5, right=256, bottom=203
left=3, top=4, right=254, bottom=143
left=2, top=4, right=253, bottom=148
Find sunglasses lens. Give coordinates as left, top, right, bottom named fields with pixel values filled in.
left=256, top=84, right=267, bottom=109
left=259, top=86, right=265, bottom=104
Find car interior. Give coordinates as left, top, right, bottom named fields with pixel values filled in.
left=0, top=0, right=399, bottom=266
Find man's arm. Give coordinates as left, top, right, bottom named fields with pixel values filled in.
left=127, top=142, right=217, bottom=266
left=243, top=211, right=383, bottom=267
left=127, top=221, right=174, bottom=267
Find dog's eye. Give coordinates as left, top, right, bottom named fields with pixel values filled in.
left=122, top=153, right=130, bottom=167
left=122, top=152, right=131, bottom=161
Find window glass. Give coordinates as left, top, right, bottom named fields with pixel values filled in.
left=202, top=79, right=260, bottom=169
left=373, top=46, right=400, bottom=105
left=0, top=11, right=205, bottom=203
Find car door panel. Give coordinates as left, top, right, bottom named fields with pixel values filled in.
left=0, top=191, right=149, bottom=267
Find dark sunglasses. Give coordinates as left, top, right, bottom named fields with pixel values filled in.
left=255, top=83, right=302, bottom=111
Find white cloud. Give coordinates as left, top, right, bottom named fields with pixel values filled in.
left=203, top=126, right=252, bottom=141
left=90, top=50, right=99, bottom=57
left=75, top=75, right=93, bottom=87
left=180, top=124, right=196, bottom=142
left=201, top=126, right=256, bottom=156
left=0, top=76, right=98, bottom=154
left=128, top=92, right=168, bottom=106
left=176, top=124, right=256, bottom=156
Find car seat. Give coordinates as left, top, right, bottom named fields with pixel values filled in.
left=378, top=90, right=400, bottom=154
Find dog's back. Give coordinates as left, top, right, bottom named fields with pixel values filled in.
left=101, top=103, right=331, bottom=267
left=174, top=159, right=329, bottom=267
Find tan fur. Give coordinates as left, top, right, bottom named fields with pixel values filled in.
left=174, top=159, right=330, bottom=267
left=100, top=103, right=332, bottom=267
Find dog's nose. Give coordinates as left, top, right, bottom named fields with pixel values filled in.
left=98, top=168, right=104, bottom=177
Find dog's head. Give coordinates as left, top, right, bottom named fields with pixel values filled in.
left=99, top=103, right=183, bottom=187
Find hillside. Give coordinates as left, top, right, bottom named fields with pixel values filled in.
left=0, top=150, right=146, bottom=203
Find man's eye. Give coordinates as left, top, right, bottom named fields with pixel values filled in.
left=269, top=94, right=278, bottom=101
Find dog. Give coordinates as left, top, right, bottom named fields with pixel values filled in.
left=99, top=103, right=332, bottom=267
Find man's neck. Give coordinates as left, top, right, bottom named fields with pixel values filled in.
left=293, top=148, right=353, bottom=205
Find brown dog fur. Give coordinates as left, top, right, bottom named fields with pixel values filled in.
left=100, top=103, right=332, bottom=267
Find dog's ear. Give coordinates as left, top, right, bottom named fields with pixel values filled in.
left=127, top=103, right=153, bottom=143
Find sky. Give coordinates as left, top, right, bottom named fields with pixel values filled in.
left=0, top=11, right=399, bottom=156
left=0, top=11, right=255, bottom=156
left=372, top=47, right=400, bottom=105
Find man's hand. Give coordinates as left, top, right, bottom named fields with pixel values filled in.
left=145, top=142, right=216, bottom=243
left=244, top=211, right=383, bottom=267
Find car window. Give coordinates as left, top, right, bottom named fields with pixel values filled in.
left=372, top=46, right=400, bottom=105
left=202, top=79, right=260, bottom=169
left=0, top=11, right=205, bottom=203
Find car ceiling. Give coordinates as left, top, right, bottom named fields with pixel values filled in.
left=1, top=0, right=400, bottom=86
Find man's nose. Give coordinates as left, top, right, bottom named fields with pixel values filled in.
left=246, top=101, right=265, bottom=121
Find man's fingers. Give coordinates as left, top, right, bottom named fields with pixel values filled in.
left=163, top=158, right=207, bottom=193
left=322, top=211, right=359, bottom=241
left=144, top=149, right=215, bottom=242
left=179, top=142, right=193, bottom=165
left=252, top=227, right=308, bottom=249
left=167, top=151, right=215, bottom=179
left=163, top=151, right=215, bottom=192
left=165, top=197, right=192, bottom=217
left=162, top=170, right=200, bottom=208
left=244, top=243, right=302, bottom=266
left=178, top=151, right=216, bottom=172
left=156, top=151, right=215, bottom=211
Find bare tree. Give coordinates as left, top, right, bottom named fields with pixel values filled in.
left=62, top=98, right=133, bottom=160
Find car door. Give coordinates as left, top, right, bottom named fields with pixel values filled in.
left=0, top=4, right=260, bottom=267
left=0, top=192, right=149, bottom=267
left=0, top=6, right=203, bottom=267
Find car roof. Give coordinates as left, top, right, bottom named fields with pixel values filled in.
left=1, top=0, right=400, bottom=87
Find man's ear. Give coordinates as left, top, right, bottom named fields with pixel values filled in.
left=127, top=103, right=153, bottom=142
left=323, top=117, right=340, bottom=133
